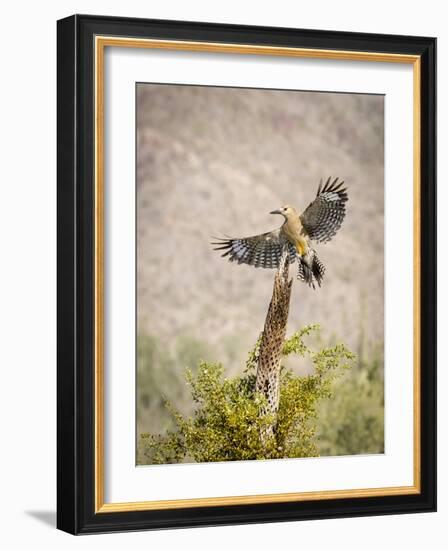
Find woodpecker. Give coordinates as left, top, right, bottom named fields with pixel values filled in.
left=212, top=177, right=348, bottom=288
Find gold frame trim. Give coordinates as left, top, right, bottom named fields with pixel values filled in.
left=94, top=36, right=421, bottom=513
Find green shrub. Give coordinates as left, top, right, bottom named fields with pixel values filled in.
left=316, top=352, right=384, bottom=456
left=137, top=334, right=212, bottom=432
left=139, top=325, right=355, bottom=464
left=136, top=334, right=180, bottom=438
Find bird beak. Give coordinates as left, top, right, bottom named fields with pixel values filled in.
left=270, top=209, right=282, bottom=215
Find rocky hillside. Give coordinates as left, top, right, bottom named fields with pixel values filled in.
left=136, top=84, right=384, bottom=373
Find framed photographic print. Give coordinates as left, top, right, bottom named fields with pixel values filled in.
left=57, top=14, right=436, bottom=534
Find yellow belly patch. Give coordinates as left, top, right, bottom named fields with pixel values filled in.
left=295, top=238, right=307, bottom=256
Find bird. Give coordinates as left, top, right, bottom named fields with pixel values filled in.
left=212, top=177, right=348, bottom=289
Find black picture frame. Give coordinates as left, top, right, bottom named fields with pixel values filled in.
left=57, top=14, right=436, bottom=535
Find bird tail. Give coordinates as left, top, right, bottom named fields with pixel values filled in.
left=297, top=250, right=325, bottom=289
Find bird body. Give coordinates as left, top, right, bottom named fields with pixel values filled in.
left=277, top=206, right=308, bottom=256
left=212, top=177, right=348, bottom=288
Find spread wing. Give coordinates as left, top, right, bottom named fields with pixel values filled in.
left=212, top=229, right=295, bottom=268
left=300, top=177, right=348, bottom=243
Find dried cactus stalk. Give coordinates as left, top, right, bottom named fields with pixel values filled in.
left=256, top=246, right=293, bottom=433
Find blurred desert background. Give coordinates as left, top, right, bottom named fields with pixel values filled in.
left=136, top=83, right=384, bottom=460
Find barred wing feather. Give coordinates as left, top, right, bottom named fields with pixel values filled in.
left=212, top=229, right=295, bottom=269
left=300, top=177, right=348, bottom=243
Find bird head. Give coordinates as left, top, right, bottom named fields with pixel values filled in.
left=270, top=205, right=297, bottom=219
